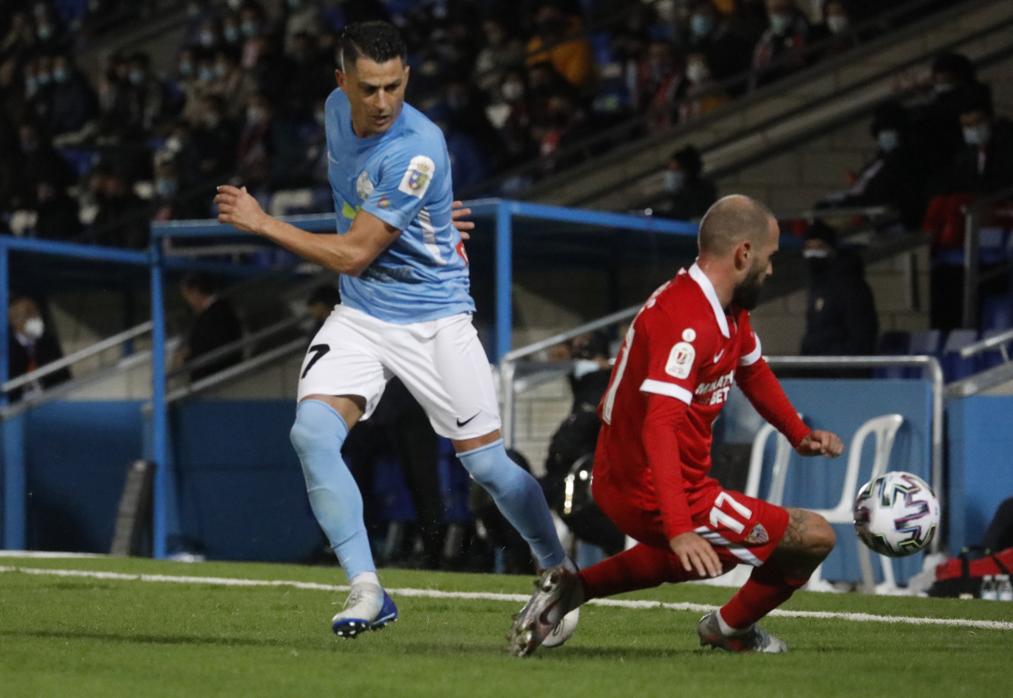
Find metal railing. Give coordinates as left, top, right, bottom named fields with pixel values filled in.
left=960, top=326, right=1013, bottom=362
left=500, top=314, right=945, bottom=553
left=962, top=183, right=1013, bottom=328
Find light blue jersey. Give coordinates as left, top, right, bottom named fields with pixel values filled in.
left=325, top=88, right=474, bottom=323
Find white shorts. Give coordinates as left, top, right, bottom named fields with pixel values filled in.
left=296, top=305, right=501, bottom=440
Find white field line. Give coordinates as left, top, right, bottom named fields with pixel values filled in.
left=2, top=565, right=1011, bottom=631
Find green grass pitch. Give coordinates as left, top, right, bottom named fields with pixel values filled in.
left=1, top=555, right=1011, bottom=697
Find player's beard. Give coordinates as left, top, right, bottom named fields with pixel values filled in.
left=732, top=265, right=766, bottom=310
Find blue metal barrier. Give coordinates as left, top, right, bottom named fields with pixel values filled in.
left=3, top=199, right=696, bottom=557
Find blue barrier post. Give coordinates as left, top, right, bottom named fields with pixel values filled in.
left=495, top=201, right=513, bottom=362
left=149, top=241, right=170, bottom=559
left=0, top=240, right=26, bottom=550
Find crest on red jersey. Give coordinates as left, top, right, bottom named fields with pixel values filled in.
left=745, top=523, right=769, bottom=545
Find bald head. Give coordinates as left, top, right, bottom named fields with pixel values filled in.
left=697, top=195, right=775, bottom=257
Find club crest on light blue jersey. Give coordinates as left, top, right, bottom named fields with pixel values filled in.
left=325, top=88, right=474, bottom=323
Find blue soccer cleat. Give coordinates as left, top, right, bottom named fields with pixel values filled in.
left=331, top=584, right=399, bottom=639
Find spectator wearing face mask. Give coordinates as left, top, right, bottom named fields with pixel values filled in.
left=190, top=94, right=238, bottom=181
left=750, top=0, right=811, bottom=91
left=685, top=1, right=753, bottom=89
left=679, top=52, right=728, bottom=122
left=950, top=83, right=1013, bottom=196
left=799, top=220, right=878, bottom=359
left=635, top=39, right=686, bottom=132
left=236, top=92, right=276, bottom=191
left=911, top=52, right=980, bottom=194
left=818, top=101, right=926, bottom=229
left=46, top=52, right=98, bottom=138
left=659, top=145, right=717, bottom=221
left=473, top=19, right=525, bottom=98
left=809, top=0, right=859, bottom=60
left=6, top=295, right=71, bottom=402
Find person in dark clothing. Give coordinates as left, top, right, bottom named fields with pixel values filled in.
left=660, top=145, right=717, bottom=221
left=911, top=52, right=981, bottom=194
left=950, top=83, right=1013, bottom=196
left=542, top=331, right=626, bottom=558
left=685, top=0, right=754, bottom=90
left=178, top=273, right=243, bottom=381
left=6, top=296, right=71, bottom=402
left=799, top=220, right=878, bottom=357
left=33, top=180, right=81, bottom=240
left=749, top=0, right=811, bottom=91
left=818, top=101, right=926, bottom=230
left=89, top=167, right=149, bottom=248
left=982, top=498, right=1013, bottom=553
left=47, top=53, right=98, bottom=137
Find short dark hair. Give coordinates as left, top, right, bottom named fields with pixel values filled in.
left=181, top=272, right=218, bottom=296
left=671, top=145, right=703, bottom=178
left=338, top=21, right=407, bottom=72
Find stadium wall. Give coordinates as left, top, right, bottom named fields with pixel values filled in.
left=945, top=395, right=1013, bottom=550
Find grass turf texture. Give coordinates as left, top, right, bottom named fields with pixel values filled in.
left=1, top=556, right=1010, bottom=697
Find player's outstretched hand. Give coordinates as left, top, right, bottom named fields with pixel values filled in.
left=214, top=185, right=269, bottom=235
left=669, top=531, right=723, bottom=578
left=451, top=200, right=474, bottom=240
left=796, top=429, right=844, bottom=458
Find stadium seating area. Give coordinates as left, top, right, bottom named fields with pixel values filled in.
left=0, top=0, right=963, bottom=249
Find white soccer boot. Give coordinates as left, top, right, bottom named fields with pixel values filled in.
left=508, top=562, right=583, bottom=657
left=697, top=610, right=787, bottom=653
left=331, top=582, right=399, bottom=639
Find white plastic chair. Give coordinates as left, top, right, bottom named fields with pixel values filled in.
left=807, top=413, right=904, bottom=593
left=710, top=422, right=797, bottom=588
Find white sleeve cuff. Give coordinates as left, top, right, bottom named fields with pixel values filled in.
left=641, top=379, right=693, bottom=404
left=739, top=334, right=762, bottom=366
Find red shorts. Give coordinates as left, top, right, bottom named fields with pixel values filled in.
left=592, top=472, right=789, bottom=568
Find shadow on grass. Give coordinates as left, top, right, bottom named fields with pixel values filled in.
left=0, top=629, right=326, bottom=651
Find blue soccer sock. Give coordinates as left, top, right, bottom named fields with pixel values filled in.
left=289, top=400, right=376, bottom=583
left=458, top=439, right=565, bottom=569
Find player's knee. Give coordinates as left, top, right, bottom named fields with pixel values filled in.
left=807, top=513, right=836, bottom=560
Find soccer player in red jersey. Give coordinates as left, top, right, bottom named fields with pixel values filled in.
left=509, top=194, right=844, bottom=656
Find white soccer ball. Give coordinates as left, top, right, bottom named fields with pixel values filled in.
left=853, top=471, right=940, bottom=558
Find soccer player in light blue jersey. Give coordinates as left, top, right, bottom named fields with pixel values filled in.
left=214, top=21, right=574, bottom=642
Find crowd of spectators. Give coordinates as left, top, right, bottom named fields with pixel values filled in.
left=1, top=0, right=928, bottom=249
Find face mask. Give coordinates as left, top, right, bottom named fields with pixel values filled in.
left=37, top=24, right=53, bottom=40
left=315, top=110, right=325, bottom=126
left=803, top=248, right=831, bottom=259
left=37, top=71, right=51, bottom=85
left=963, top=124, right=990, bottom=146
left=224, top=26, right=239, bottom=43
left=23, top=317, right=45, bottom=340
left=690, top=13, right=714, bottom=38
left=287, top=0, right=301, bottom=7
left=25, top=76, right=37, bottom=95
left=663, top=170, right=685, bottom=193
left=215, top=62, right=229, bottom=78
left=572, top=359, right=602, bottom=380
left=179, top=61, right=193, bottom=77
left=53, top=67, right=68, bottom=82
left=769, top=13, right=792, bottom=35
left=198, top=67, right=214, bottom=83
left=155, top=178, right=178, bottom=199
left=199, top=31, right=215, bottom=47
left=686, top=61, right=709, bottom=84
left=128, top=69, right=144, bottom=85
left=246, top=107, right=266, bottom=124
left=241, top=21, right=258, bottom=38
left=933, top=82, right=954, bottom=95
left=204, top=112, right=221, bottom=128
left=826, top=15, right=848, bottom=34
left=502, top=81, right=524, bottom=102
left=227, top=0, right=242, bottom=9
left=165, top=135, right=183, bottom=152
left=877, top=129, right=899, bottom=153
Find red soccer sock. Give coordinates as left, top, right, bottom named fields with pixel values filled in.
left=579, top=543, right=694, bottom=600
left=719, top=561, right=807, bottom=630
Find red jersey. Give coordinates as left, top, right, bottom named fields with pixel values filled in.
left=595, top=264, right=808, bottom=539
